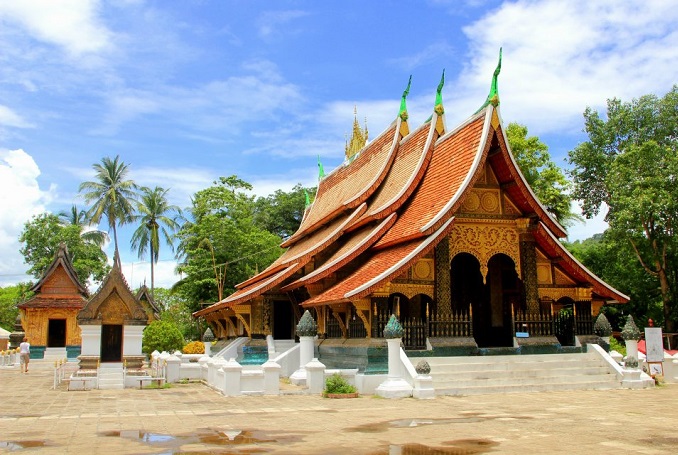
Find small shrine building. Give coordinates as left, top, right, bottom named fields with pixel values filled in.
left=18, top=243, right=89, bottom=359
left=194, top=54, right=628, bottom=363
left=77, top=254, right=159, bottom=369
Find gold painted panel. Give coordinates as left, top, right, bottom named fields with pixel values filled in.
left=461, top=189, right=501, bottom=215
left=449, top=222, right=521, bottom=281
left=412, top=258, right=434, bottom=281
left=537, top=264, right=552, bottom=284
left=389, top=283, right=433, bottom=300
left=554, top=268, right=576, bottom=286
left=23, top=308, right=81, bottom=346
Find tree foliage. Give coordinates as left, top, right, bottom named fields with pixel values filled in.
left=142, top=320, right=184, bottom=354
left=58, top=204, right=109, bottom=247
left=19, top=213, right=109, bottom=284
left=0, top=284, right=32, bottom=330
left=506, top=122, right=578, bottom=227
left=153, top=287, right=200, bottom=340
left=174, top=176, right=283, bottom=312
left=131, top=186, right=182, bottom=295
left=254, top=183, right=314, bottom=239
left=567, top=86, right=678, bottom=330
left=79, top=155, right=139, bottom=253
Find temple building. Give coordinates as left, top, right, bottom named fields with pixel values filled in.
left=18, top=243, right=89, bottom=360
left=77, top=254, right=159, bottom=369
left=194, top=53, right=628, bottom=366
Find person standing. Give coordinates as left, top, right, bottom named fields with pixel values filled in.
left=19, top=337, right=30, bottom=373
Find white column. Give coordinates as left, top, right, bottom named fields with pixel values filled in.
left=305, top=358, right=326, bottom=395
left=80, top=325, right=101, bottom=356
left=290, top=335, right=314, bottom=385
left=263, top=360, right=281, bottom=395
left=122, top=325, right=144, bottom=357
left=375, top=338, right=413, bottom=398
left=222, top=358, right=242, bottom=396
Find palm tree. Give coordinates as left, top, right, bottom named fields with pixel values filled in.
left=131, top=186, right=182, bottom=295
left=79, top=155, right=138, bottom=254
left=58, top=204, right=109, bottom=247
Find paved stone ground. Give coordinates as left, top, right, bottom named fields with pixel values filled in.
left=1, top=361, right=677, bottom=454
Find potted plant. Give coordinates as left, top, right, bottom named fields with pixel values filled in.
left=323, top=373, right=358, bottom=398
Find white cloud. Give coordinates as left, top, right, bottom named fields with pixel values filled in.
left=257, top=10, right=309, bottom=38
left=0, top=0, right=113, bottom=57
left=566, top=202, right=609, bottom=242
left=454, top=0, right=678, bottom=135
left=0, top=149, right=54, bottom=285
left=0, top=105, right=34, bottom=129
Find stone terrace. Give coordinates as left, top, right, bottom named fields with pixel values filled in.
left=1, top=361, right=677, bottom=454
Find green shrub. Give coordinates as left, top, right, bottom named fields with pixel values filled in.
left=324, top=373, right=357, bottom=395
left=182, top=340, right=205, bottom=354
left=609, top=335, right=626, bottom=356
left=142, top=321, right=185, bottom=354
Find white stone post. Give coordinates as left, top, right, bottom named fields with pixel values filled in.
left=165, top=354, right=181, bottom=383
left=290, top=310, right=318, bottom=386
left=263, top=360, right=281, bottom=395
left=305, top=358, right=326, bottom=395
left=625, top=340, right=639, bottom=362
left=80, top=325, right=101, bottom=356
left=198, top=355, right=210, bottom=381
left=122, top=326, right=144, bottom=357
left=413, top=360, right=435, bottom=399
left=204, top=342, right=211, bottom=357
left=222, top=358, right=242, bottom=396
left=376, top=315, right=413, bottom=398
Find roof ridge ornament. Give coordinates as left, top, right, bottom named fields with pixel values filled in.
left=345, top=106, right=368, bottom=161
left=434, top=69, right=445, bottom=115
left=317, top=155, right=325, bottom=181
left=399, top=75, right=412, bottom=121
left=476, top=47, right=502, bottom=113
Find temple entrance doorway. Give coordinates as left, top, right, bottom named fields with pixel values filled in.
left=273, top=301, right=294, bottom=339
left=100, top=324, right=123, bottom=362
left=554, top=297, right=575, bottom=346
left=451, top=253, right=520, bottom=348
left=47, top=319, right=66, bottom=347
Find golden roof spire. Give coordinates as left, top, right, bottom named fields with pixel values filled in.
left=345, top=105, right=368, bottom=161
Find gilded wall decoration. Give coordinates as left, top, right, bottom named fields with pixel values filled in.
left=538, top=287, right=592, bottom=302
left=537, top=264, right=553, bottom=284
left=461, top=189, right=501, bottom=215
left=412, top=258, right=434, bottom=281
left=434, top=238, right=451, bottom=317
left=554, top=268, right=576, bottom=286
left=389, top=283, right=434, bottom=300
left=43, top=268, right=77, bottom=295
left=449, top=222, right=521, bottom=281
left=502, top=194, right=522, bottom=215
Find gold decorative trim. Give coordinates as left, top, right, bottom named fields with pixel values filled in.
left=449, top=223, right=521, bottom=282
left=388, top=283, right=434, bottom=300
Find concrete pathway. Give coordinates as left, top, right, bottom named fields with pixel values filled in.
left=1, top=360, right=677, bottom=454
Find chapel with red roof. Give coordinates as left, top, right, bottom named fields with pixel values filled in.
left=195, top=52, right=628, bottom=364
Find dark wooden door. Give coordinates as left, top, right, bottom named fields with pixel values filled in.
left=48, top=319, right=67, bottom=347
left=100, top=324, right=123, bottom=362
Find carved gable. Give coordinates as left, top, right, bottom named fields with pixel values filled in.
left=43, top=266, right=79, bottom=295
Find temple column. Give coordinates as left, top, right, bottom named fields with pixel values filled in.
left=434, top=236, right=452, bottom=317
left=519, top=235, right=540, bottom=314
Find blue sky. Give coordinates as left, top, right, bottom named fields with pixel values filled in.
left=0, top=0, right=676, bottom=289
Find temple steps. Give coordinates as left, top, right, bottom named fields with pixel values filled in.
left=426, top=352, right=620, bottom=396
left=97, top=363, right=124, bottom=390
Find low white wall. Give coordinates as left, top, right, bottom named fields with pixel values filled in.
left=272, top=344, right=300, bottom=377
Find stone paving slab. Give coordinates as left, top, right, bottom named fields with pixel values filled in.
left=1, top=361, right=677, bottom=454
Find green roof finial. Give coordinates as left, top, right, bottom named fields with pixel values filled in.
left=317, top=155, right=325, bottom=181
left=304, top=189, right=310, bottom=208
left=399, top=75, right=412, bottom=121
left=435, top=69, right=445, bottom=108
left=476, top=47, right=502, bottom=113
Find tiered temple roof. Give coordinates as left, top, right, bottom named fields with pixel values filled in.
left=195, top=62, right=628, bottom=319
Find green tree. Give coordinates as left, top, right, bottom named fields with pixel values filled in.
left=568, top=86, right=678, bottom=330
left=58, top=204, right=109, bottom=247
left=0, top=284, right=32, bottom=330
left=131, top=187, right=182, bottom=296
left=79, top=155, right=138, bottom=253
left=565, top=233, right=662, bottom=330
left=174, top=176, right=283, bottom=312
left=19, top=213, right=109, bottom=284
left=506, top=122, right=578, bottom=227
left=254, top=183, right=315, bottom=239
left=141, top=320, right=184, bottom=354
left=152, top=287, right=199, bottom=340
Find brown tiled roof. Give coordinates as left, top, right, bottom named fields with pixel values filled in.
left=489, top=119, right=567, bottom=238
left=281, top=213, right=397, bottom=292
left=302, top=217, right=455, bottom=306
left=234, top=206, right=365, bottom=291
left=355, top=121, right=434, bottom=227
left=194, top=262, right=301, bottom=316
left=533, top=222, right=629, bottom=303
left=282, top=121, right=400, bottom=247
left=375, top=110, right=489, bottom=248
left=28, top=243, right=89, bottom=297
left=19, top=296, right=87, bottom=309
